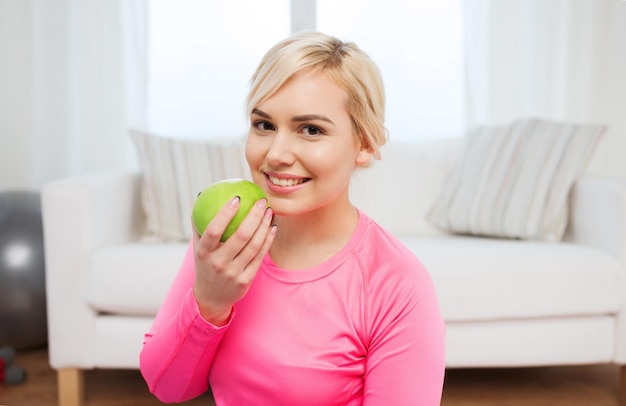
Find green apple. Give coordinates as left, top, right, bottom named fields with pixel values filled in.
left=192, top=178, right=268, bottom=242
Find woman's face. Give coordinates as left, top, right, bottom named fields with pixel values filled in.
left=245, top=70, right=372, bottom=217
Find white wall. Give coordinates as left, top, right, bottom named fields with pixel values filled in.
left=0, top=1, right=33, bottom=191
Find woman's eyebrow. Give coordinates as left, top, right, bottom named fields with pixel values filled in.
left=252, top=108, right=335, bottom=126
left=251, top=108, right=271, bottom=119
left=292, top=114, right=334, bottom=125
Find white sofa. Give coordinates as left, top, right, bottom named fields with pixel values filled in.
left=41, top=138, right=626, bottom=405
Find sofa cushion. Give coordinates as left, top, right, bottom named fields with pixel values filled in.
left=350, top=139, right=460, bottom=238
left=86, top=237, right=625, bottom=322
left=407, top=236, right=625, bottom=322
left=426, top=118, right=605, bottom=241
left=87, top=242, right=188, bottom=316
left=130, top=130, right=249, bottom=242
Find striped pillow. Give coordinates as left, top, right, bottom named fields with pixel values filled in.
left=426, top=118, right=605, bottom=241
left=130, top=130, right=249, bottom=241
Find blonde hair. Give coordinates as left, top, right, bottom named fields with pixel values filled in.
left=246, top=31, right=387, bottom=160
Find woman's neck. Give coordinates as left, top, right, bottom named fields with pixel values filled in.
left=269, top=201, right=359, bottom=270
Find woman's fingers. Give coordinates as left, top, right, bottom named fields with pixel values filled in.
left=194, top=197, right=273, bottom=276
left=219, top=198, right=270, bottom=259
left=201, top=196, right=241, bottom=241
left=240, top=220, right=277, bottom=284
left=232, top=206, right=276, bottom=282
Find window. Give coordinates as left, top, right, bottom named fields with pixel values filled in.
left=318, top=0, right=464, bottom=141
left=148, top=0, right=290, bottom=138
left=148, top=0, right=463, bottom=142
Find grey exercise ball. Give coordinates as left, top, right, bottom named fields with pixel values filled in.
left=0, top=190, right=48, bottom=350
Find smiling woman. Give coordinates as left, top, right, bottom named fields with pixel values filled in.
left=140, top=31, right=446, bottom=405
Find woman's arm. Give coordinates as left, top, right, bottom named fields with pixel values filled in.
left=140, top=197, right=275, bottom=403
left=140, top=242, right=230, bottom=403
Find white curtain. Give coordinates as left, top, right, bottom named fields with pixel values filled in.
left=28, top=0, right=147, bottom=188
left=463, top=0, right=626, bottom=178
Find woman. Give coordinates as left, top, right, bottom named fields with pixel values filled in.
left=140, top=31, right=445, bottom=405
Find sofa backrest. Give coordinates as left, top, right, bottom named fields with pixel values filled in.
left=350, top=138, right=462, bottom=238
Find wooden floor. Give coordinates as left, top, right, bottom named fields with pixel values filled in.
left=0, top=347, right=621, bottom=405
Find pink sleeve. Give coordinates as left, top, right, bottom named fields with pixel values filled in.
left=363, top=264, right=446, bottom=405
left=139, top=241, right=232, bottom=403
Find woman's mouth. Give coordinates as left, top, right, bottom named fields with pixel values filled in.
left=267, top=174, right=310, bottom=187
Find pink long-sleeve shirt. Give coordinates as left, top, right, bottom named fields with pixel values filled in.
left=140, top=210, right=445, bottom=405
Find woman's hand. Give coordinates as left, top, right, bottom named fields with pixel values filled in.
left=192, top=196, right=276, bottom=326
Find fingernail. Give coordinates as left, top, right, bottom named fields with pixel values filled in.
left=230, top=196, right=240, bottom=207
left=256, top=198, right=267, bottom=209
left=270, top=224, right=277, bottom=235
left=265, top=207, right=273, bottom=217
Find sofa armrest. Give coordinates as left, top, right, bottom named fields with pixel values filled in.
left=41, top=170, right=143, bottom=369
left=42, top=170, right=144, bottom=250
left=564, top=176, right=626, bottom=265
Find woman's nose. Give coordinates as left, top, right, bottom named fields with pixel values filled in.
left=266, top=132, right=295, bottom=167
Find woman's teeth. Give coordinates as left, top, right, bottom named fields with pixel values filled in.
left=269, top=176, right=306, bottom=187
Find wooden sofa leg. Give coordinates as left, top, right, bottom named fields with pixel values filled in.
left=58, top=368, right=85, bottom=406
left=621, top=365, right=626, bottom=406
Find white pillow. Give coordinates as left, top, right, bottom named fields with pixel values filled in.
left=426, top=118, right=605, bottom=241
left=130, top=130, right=249, bottom=241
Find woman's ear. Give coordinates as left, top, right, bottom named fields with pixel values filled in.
left=355, top=144, right=374, bottom=167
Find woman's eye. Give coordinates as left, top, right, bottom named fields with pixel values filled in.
left=301, top=125, right=324, bottom=137
left=254, top=121, right=275, bottom=132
